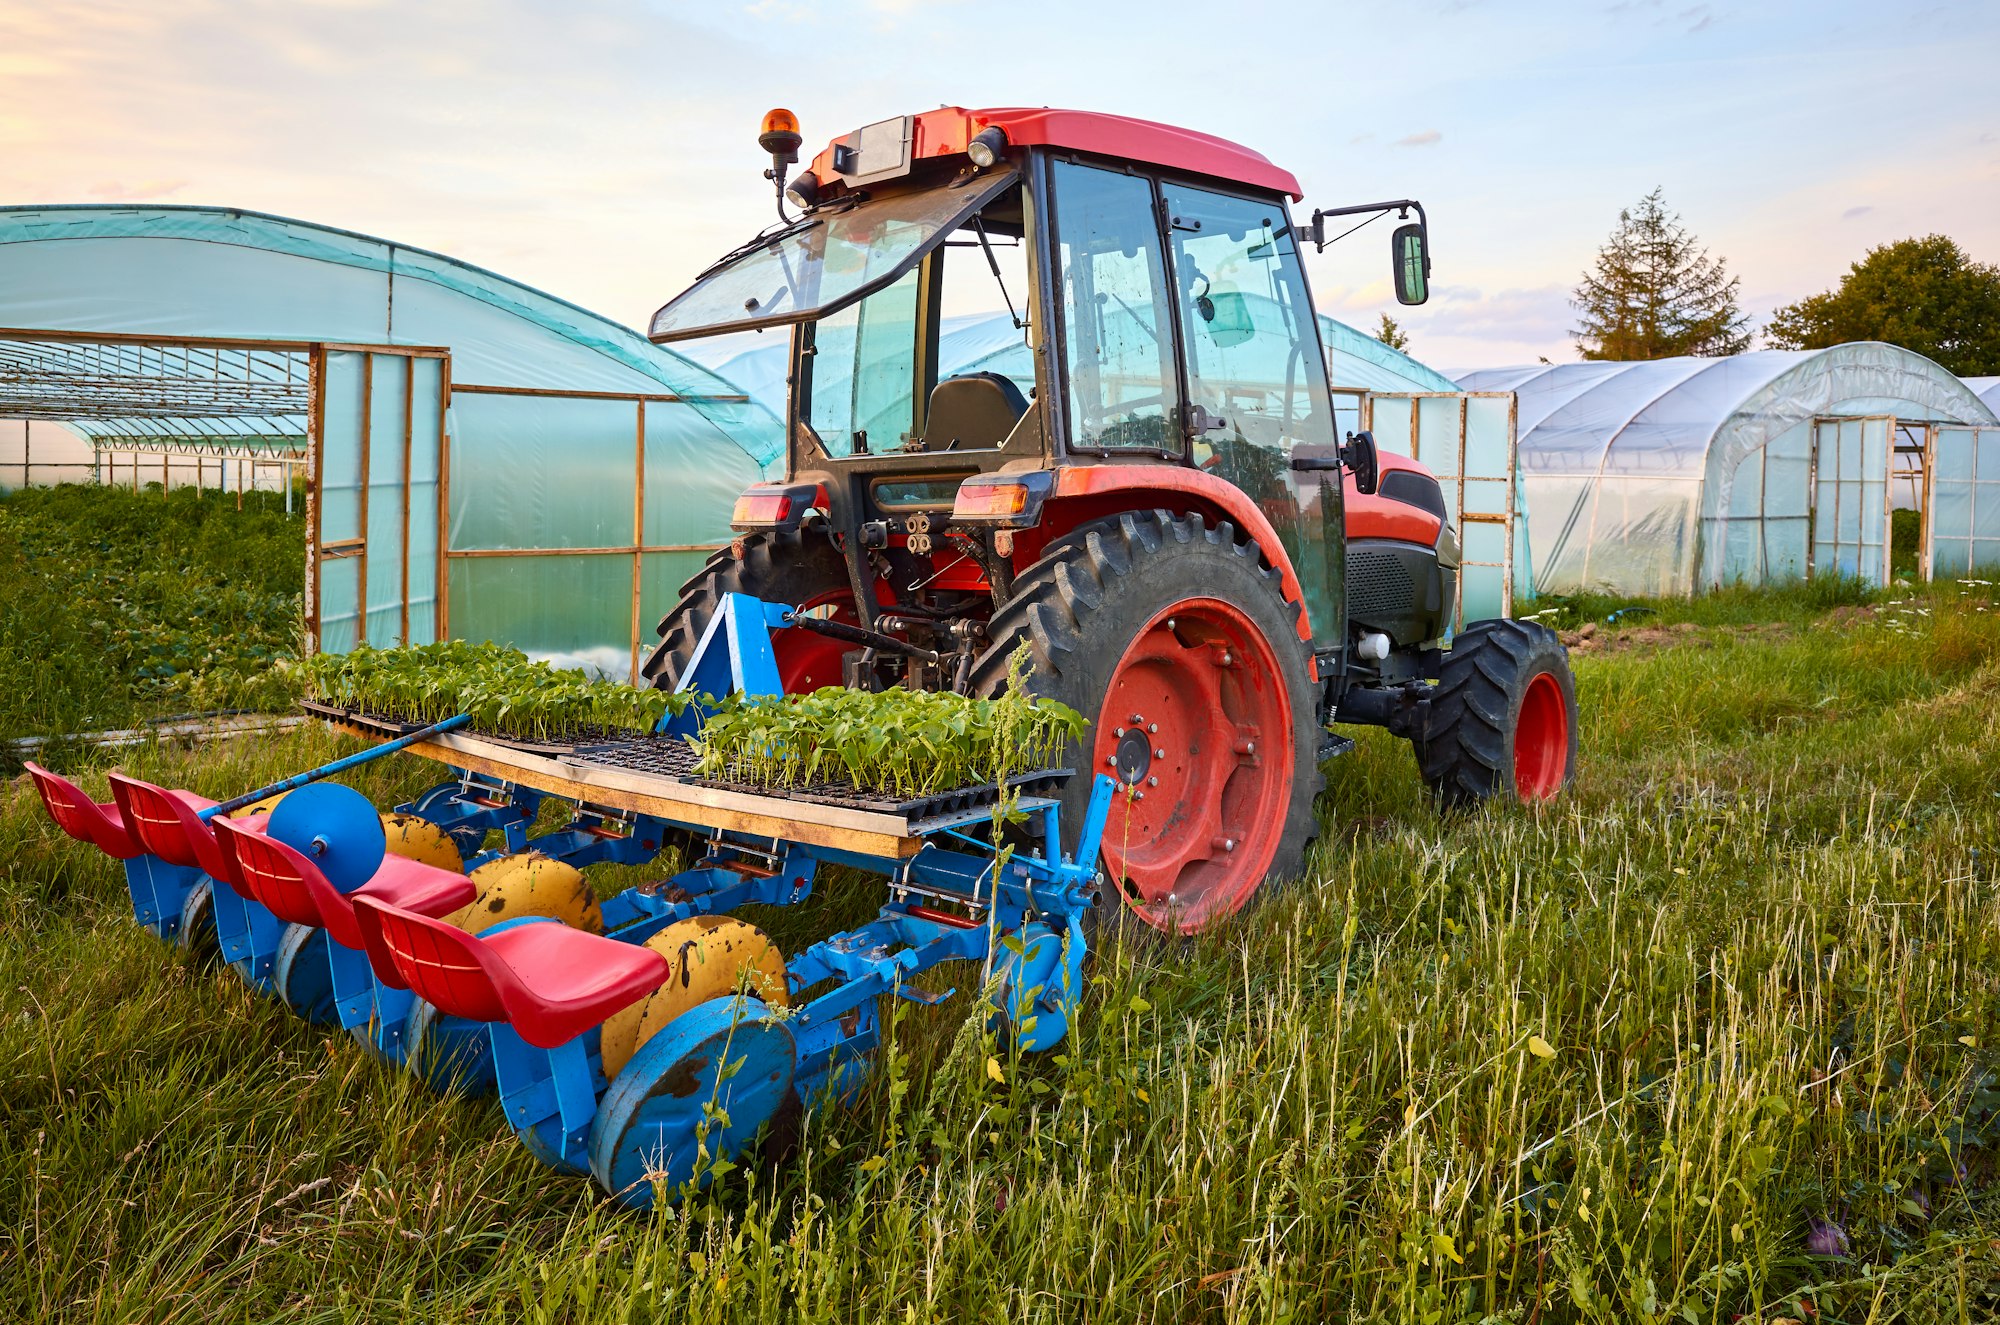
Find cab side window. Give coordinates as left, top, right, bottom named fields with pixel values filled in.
left=1161, top=182, right=1339, bottom=483
left=1050, top=161, right=1181, bottom=451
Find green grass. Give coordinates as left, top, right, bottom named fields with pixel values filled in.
left=0, top=482, right=305, bottom=743
left=7, top=585, right=2000, bottom=1321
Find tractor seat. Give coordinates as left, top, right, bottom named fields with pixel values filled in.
left=25, top=762, right=142, bottom=859
left=353, top=896, right=670, bottom=1050
left=919, top=372, right=1028, bottom=451
left=107, top=772, right=267, bottom=886
left=215, top=817, right=474, bottom=953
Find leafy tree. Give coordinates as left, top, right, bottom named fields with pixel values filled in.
left=1375, top=313, right=1411, bottom=352
left=1766, top=235, right=2000, bottom=375
left=1572, top=188, right=1751, bottom=359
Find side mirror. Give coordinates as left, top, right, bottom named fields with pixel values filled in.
left=1392, top=223, right=1430, bottom=306
left=1342, top=430, right=1380, bottom=495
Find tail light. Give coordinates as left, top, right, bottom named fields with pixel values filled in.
left=731, top=483, right=822, bottom=532
left=951, top=471, right=1052, bottom=528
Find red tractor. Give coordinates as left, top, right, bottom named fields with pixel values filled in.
left=644, top=107, right=1576, bottom=934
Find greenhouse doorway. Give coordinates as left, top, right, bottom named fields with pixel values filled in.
left=1363, top=390, right=1520, bottom=626
left=1926, top=424, right=2000, bottom=577
left=307, top=345, right=451, bottom=655
left=1807, top=416, right=1893, bottom=586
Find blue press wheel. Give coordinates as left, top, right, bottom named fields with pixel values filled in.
left=403, top=996, right=497, bottom=1097
left=272, top=924, right=341, bottom=1025
left=588, top=997, right=796, bottom=1211
left=265, top=783, right=387, bottom=894
left=177, top=879, right=220, bottom=964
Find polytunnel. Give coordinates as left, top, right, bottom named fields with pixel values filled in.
left=1458, top=343, right=2000, bottom=597
left=0, top=205, right=780, bottom=677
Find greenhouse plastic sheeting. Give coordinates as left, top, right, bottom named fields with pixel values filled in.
left=0, top=207, right=778, bottom=452
left=440, top=390, right=761, bottom=676
left=1459, top=343, right=1999, bottom=596
left=1963, top=378, right=2000, bottom=420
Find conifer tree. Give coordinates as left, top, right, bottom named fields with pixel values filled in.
left=1572, top=188, right=1751, bottom=359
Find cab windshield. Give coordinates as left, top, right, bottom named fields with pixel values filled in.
left=649, top=170, right=1018, bottom=344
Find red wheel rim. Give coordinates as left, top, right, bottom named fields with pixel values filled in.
left=775, top=589, right=853, bottom=694
left=1512, top=671, right=1568, bottom=800
left=1092, top=598, right=1294, bottom=934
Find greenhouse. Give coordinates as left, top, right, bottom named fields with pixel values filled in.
left=1458, top=343, right=2000, bottom=597
left=0, top=205, right=776, bottom=677
left=1966, top=377, right=2000, bottom=416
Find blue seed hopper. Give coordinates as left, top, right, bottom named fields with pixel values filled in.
left=27, top=594, right=1111, bottom=1208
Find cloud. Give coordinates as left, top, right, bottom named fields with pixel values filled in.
left=1393, top=130, right=1443, bottom=148
left=1841, top=205, right=1873, bottom=221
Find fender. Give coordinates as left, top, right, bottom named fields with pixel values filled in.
left=1042, top=464, right=1312, bottom=641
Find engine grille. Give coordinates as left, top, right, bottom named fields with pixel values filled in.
left=1347, top=547, right=1420, bottom=621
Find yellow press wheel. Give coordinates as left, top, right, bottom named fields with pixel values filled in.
left=443, top=851, right=602, bottom=936
left=380, top=812, right=464, bottom=873
left=235, top=789, right=289, bottom=817
left=598, top=916, right=789, bottom=1080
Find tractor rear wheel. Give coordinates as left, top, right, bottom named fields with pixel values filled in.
left=971, top=511, right=1323, bottom=935
left=1417, top=618, right=1577, bottom=807
left=642, top=528, right=854, bottom=694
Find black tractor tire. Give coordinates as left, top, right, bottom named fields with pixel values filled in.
left=642, top=528, right=853, bottom=693
left=968, top=510, right=1323, bottom=935
left=1417, top=618, right=1577, bottom=808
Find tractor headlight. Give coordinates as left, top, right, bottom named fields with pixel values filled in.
left=966, top=125, right=1007, bottom=169
left=784, top=170, right=820, bottom=211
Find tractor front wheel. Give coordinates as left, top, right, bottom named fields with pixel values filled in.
left=1417, top=618, right=1577, bottom=807
left=971, top=511, right=1323, bottom=934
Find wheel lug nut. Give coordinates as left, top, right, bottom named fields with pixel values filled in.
left=1147, top=723, right=1158, bottom=734
left=1219, top=651, right=1233, bottom=666
left=1235, top=739, right=1255, bottom=755
left=1166, top=617, right=1176, bottom=630
left=1113, top=727, right=1125, bottom=737
left=1212, top=837, right=1237, bottom=853
left=1155, top=748, right=1167, bottom=759
left=1105, top=754, right=1118, bottom=767
left=1130, top=714, right=1143, bottom=724
left=1134, top=791, right=1144, bottom=801
left=1147, top=776, right=1158, bottom=787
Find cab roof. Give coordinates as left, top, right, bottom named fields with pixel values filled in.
left=807, top=106, right=1303, bottom=201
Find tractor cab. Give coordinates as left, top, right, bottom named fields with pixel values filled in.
left=644, top=106, right=1571, bottom=934
left=649, top=107, right=1429, bottom=661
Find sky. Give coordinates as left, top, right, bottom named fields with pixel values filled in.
left=3, top=0, right=1998, bottom=372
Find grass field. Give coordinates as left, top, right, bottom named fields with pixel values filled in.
left=6, top=574, right=2000, bottom=1320
left=0, top=483, right=303, bottom=742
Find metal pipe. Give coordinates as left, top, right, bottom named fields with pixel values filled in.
left=785, top=611, right=942, bottom=664
left=198, top=713, right=472, bottom=820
